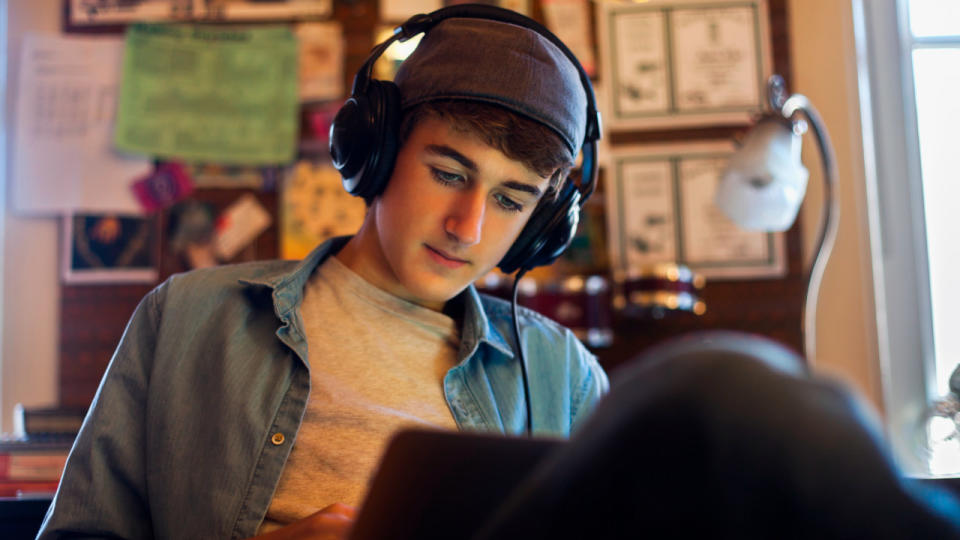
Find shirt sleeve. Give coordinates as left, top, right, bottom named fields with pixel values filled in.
left=568, top=330, right=610, bottom=433
left=37, top=282, right=167, bottom=539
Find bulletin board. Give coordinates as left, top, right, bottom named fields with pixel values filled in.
left=50, top=0, right=805, bottom=408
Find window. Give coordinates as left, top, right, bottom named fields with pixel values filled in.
left=857, top=0, right=960, bottom=474
left=907, top=0, right=960, bottom=399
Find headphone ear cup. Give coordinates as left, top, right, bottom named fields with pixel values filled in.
left=358, top=80, right=402, bottom=201
left=329, top=95, right=372, bottom=192
left=330, top=80, right=402, bottom=201
left=498, top=182, right=581, bottom=273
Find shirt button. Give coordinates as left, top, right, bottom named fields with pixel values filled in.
left=271, top=432, right=285, bottom=445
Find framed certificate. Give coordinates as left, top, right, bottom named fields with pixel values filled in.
left=597, top=0, right=772, bottom=130
left=605, top=142, right=785, bottom=280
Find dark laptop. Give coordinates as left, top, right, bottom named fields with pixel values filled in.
left=349, top=428, right=563, bottom=540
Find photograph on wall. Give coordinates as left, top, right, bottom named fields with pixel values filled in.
left=202, top=0, right=332, bottom=20
left=605, top=142, right=785, bottom=280
left=67, top=0, right=332, bottom=27
left=63, top=213, right=159, bottom=284
left=597, top=0, right=772, bottom=130
left=68, top=0, right=193, bottom=27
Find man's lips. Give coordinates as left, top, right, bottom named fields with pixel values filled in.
left=424, top=244, right=470, bottom=268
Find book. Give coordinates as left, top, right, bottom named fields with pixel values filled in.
left=0, top=435, right=74, bottom=454
left=13, top=405, right=86, bottom=438
left=0, top=434, right=71, bottom=485
left=0, top=479, right=60, bottom=497
left=0, top=452, right=67, bottom=481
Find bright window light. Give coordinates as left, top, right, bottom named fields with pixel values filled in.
left=913, top=47, right=960, bottom=397
left=909, top=0, right=960, bottom=38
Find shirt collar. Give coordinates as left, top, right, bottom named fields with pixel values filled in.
left=236, top=235, right=516, bottom=360
left=237, top=236, right=349, bottom=324
left=459, top=284, right=516, bottom=360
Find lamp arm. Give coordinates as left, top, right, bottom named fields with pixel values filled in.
left=778, top=93, right=841, bottom=362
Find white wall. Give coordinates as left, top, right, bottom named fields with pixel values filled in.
left=1, top=0, right=61, bottom=433
left=788, top=0, right=883, bottom=410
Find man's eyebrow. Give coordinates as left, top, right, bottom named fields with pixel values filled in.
left=425, top=144, right=543, bottom=198
left=425, top=144, right=478, bottom=173
left=501, top=180, right=543, bottom=199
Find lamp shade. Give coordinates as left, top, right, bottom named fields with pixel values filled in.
left=715, top=117, right=809, bottom=232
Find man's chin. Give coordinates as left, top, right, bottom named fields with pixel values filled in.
left=405, top=277, right=472, bottom=308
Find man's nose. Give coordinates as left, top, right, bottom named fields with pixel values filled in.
left=444, top=189, right=485, bottom=246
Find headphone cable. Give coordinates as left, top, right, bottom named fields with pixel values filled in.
left=510, top=268, right=533, bottom=436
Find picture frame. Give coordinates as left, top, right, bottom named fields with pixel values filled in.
left=63, top=213, right=159, bottom=284
left=66, top=0, right=332, bottom=30
left=604, top=142, right=786, bottom=280
left=597, top=0, right=772, bottom=130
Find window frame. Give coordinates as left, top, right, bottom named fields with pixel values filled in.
left=855, top=0, right=959, bottom=474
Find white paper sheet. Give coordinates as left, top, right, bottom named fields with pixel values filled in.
left=12, top=33, right=151, bottom=215
left=213, top=194, right=272, bottom=261
left=296, top=21, right=345, bottom=103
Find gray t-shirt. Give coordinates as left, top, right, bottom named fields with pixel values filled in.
left=258, top=255, right=460, bottom=532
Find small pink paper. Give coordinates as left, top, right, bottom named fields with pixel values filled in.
left=131, top=163, right=195, bottom=212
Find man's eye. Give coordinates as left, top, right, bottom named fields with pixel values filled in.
left=430, top=168, right=464, bottom=186
left=494, top=193, right=524, bottom=213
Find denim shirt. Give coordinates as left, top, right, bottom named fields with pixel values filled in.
left=37, top=237, right=608, bottom=539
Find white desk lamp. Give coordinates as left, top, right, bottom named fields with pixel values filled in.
left=714, top=74, right=839, bottom=361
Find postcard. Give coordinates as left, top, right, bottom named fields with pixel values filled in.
left=63, top=213, right=159, bottom=284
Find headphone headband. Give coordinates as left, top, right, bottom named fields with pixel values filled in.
left=354, top=5, right=601, bottom=157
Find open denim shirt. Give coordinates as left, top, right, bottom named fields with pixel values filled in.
left=38, top=237, right=608, bottom=539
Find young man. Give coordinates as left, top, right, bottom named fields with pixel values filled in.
left=38, top=12, right=607, bottom=540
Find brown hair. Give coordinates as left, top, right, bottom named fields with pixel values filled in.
left=398, top=100, right=576, bottom=201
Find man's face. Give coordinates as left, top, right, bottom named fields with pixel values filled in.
left=352, top=115, right=551, bottom=310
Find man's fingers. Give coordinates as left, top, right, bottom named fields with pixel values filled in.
left=318, top=502, right=358, bottom=519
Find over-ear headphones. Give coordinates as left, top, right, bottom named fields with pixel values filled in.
left=329, top=4, right=601, bottom=274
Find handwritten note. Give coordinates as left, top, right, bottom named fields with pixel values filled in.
left=115, top=24, right=299, bottom=165
left=12, top=34, right=150, bottom=215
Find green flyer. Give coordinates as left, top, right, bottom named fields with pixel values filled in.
left=115, top=24, right=299, bottom=165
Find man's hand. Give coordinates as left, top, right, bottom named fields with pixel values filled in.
left=251, top=503, right=357, bottom=540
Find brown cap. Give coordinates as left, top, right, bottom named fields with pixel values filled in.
left=393, top=18, right=588, bottom=155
